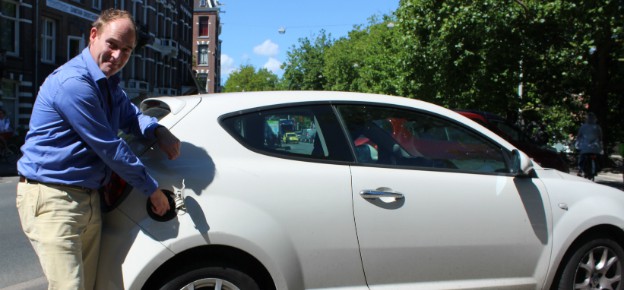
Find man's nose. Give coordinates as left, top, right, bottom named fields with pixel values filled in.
left=111, top=49, right=121, bottom=60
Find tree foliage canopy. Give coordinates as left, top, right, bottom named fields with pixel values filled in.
left=281, top=30, right=333, bottom=90
left=223, top=64, right=280, bottom=92
left=231, top=0, right=624, bottom=149
left=397, top=0, right=623, bottom=148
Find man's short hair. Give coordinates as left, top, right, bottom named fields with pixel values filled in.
left=91, top=9, right=137, bottom=46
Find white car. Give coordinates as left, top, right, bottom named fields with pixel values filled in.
left=96, top=91, right=624, bottom=290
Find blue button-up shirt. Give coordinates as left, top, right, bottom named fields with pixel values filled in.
left=18, top=48, right=160, bottom=196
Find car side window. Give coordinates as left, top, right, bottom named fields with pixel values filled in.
left=337, top=105, right=509, bottom=173
left=221, top=105, right=352, bottom=162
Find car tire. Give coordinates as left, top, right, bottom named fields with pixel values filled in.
left=556, top=237, right=624, bottom=290
left=159, top=266, right=261, bottom=290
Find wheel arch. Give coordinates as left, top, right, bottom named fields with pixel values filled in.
left=141, top=244, right=276, bottom=290
left=547, top=224, right=624, bottom=289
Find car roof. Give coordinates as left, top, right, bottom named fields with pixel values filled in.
left=144, top=91, right=517, bottom=150
left=195, top=91, right=440, bottom=113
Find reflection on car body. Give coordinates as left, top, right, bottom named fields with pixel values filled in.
left=97, top=91, right=624, bottom=290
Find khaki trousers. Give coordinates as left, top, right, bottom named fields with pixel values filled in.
left=16, top=182, right=101, bottom=290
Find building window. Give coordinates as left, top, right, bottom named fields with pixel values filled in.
left=199, top=0, right=207, bottom=7
left=198, top=16, right=209, bottom=37
left=68, top=36, right=85, bottom=60
left=198, top=45, right=208, bottom=65
left=92, top=0, right=101, bottom=10
left=196, top=73, right=207, bottom=93
left=0, top=0, right=19, bottom=56
left=42, top=18, right=56, bottom=64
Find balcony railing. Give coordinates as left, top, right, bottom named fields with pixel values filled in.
left=156, top=87, right=178, bottom=96
left=151, top=38, right=179, bottom=57
left=126, top=79, right=150, bottom=91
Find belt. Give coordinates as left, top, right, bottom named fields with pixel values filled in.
left=19, top=176, right=93, bottom=193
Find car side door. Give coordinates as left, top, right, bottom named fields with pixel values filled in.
left=218, top=104, right=369, bottom=289
left=336, top=104, right=553, bottom=289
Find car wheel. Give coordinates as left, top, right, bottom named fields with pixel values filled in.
left=556, top=237, right=624, bottom=290
left=159, top=266, right=260, bottom=290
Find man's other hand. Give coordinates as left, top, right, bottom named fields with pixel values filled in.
left=155, top=126, right=181, bottom=160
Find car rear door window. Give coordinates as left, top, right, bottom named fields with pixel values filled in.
left=221, top=105, right=353, bottom=162
left=337, top=105, right=509, bottom=173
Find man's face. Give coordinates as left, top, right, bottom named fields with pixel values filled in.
left=89, top=18, right=136, bottom=78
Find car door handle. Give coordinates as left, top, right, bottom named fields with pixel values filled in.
left=360, top=188, right=404, bottom=199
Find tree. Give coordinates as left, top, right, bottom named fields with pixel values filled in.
left=323, top=15, right=402, bottom=95
left=282, top=30, right=333, bottom=90
left=395, top=0, right=624, bottom=147
left=396, top=1, right=526, bottom=113
left=549, top=0, right=624, bottom=148
left=277, top=0, right=623, bottom=148
left=223, top=64, right=280, bottom=92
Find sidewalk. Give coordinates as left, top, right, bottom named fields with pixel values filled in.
left=590, top=154, right=624, bottom=191
left=573, top=169, right=624, bottom=191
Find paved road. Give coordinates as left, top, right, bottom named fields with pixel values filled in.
left=0, top=176, right=46, bottom=290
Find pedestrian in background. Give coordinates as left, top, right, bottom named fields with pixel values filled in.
left=0, top=108, right=13, bottom=152
left=16, top=9, right=180, bottom=289
left=575, top=112, right=603, bottom=176
left=0, top=108, right=11, bottom=132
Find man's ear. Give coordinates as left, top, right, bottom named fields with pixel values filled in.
left=89, top=27, right=98, bottom=43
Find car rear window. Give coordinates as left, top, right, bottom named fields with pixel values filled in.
left=221, top=105, right=352, bottom=162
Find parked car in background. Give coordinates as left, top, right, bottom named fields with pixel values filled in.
left=97, top=91, right=624, bottom=290
left=456, top=110, right=570, bottom=173
left=282, top=132, right=299, bottom=144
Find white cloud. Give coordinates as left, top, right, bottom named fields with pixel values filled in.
left=253, top=39, right=279, bottom=57
left=264, top=57, right=283, bottom=74
left=220, top=54, right=236, bottom=78
left=241, top=53, right=250, bottom=63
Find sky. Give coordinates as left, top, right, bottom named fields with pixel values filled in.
left=218, top=1, right=399, bottom=81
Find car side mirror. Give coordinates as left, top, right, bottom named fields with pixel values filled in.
left=511, top=149, right=534, bottom=177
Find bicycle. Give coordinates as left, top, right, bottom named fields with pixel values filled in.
left=579, top=153, right=600, bottom=181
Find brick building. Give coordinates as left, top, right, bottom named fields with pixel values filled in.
left=0, top=0, right=221, bottom=134
left=192, top=0, right=221, bottom=94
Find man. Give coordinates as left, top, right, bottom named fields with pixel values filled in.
left=0, top=108, right=12, bottom=152
left=16, top=9, right=179, bottom=290
left=575, top=112, right=602, bottom=177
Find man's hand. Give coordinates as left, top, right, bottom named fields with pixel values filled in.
left=155, top=126, right=181, bottom=160
left=149, top=189, right=171, bottom=216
